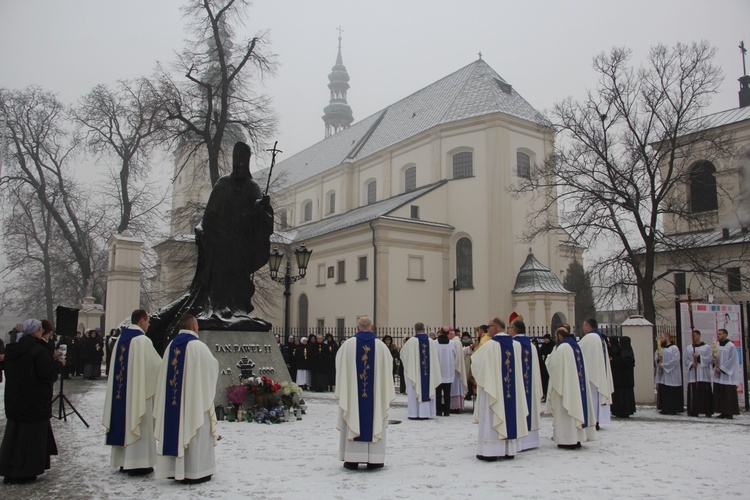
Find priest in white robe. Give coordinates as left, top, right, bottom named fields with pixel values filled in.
left=471, top=317, right=528, bottom=460
left=713, top=328, right=740, bottom=419
left=546, top=327, right=596, bottom=449
left=103, top=309, right=162, bottom=475
left=579, top=318, right=613, bottom=429
left=447, top=328, right=468, bottom=412
left=401, top=322, right=441, bottom=419
left=683, top=329, right=713, bottom=417
left=154, top=314, right=219, bottom=484
left=509, top=320, right=543, bottom=451
left=654, top=332, right=683, bottom=415
left=335, top=316, right=396, bottom=470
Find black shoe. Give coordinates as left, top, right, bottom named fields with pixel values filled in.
left=126, top=467, right=154, bottom=476
left=178, top=475, right=212, bottom=484
left=595, top=423, right=600, bottom=430
left=476, top=455, right=498, bottom=462
left=343, top=462, right=359, bottom=470
left=557, top=442, right=582, bottom=450
left=502, top=455, right=514, bottom=460
left=366, top=463, right=384, bottom=470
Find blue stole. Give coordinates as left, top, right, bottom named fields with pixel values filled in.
left=562, top=337, right=589, bottom=428
left=513, top=336, right=533, bottom=430
left=491, top=335, right=518, bottom=439
left=416, top=333, right=431, bottom=402
left=162, top=332, right=197, bottom=457
left=106, top=328, right=143, bottom=446
left=354, top=331, right=376, bottom=442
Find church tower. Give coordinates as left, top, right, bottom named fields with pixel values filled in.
left=322, top=30, right=354, bottom=138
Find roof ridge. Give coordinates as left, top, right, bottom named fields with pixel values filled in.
left=436, top=60, right=483, bottom=124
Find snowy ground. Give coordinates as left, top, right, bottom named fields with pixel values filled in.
left=2, top=377, right=750, bottom=499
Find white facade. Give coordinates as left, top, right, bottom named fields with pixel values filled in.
left=651, top=106, right=750, bottom=324
left=266, top=60, right=578, bottom=331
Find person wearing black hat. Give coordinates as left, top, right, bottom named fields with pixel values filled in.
left=0, top=319, right=64, bottom=483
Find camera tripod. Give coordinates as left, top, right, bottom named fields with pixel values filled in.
left=52, top=371, right=89, bottom=427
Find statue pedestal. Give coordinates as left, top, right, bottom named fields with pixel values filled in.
left=198, top=330, right=291, bottom=406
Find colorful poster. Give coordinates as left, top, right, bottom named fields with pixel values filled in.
left=679, top=303, right=745, bottom=398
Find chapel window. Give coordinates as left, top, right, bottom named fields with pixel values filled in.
left=456, top=237, right=473, bottom=288
left=452, top=152, right=473, bottom=179
left=689, top=161, right=718, bottom=213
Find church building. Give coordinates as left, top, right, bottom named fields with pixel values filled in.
left=263, top=38, right=579, bottom=333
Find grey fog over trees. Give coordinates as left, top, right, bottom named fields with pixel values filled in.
left=154, top=0, right=277, bottom=187
left=512, top=41, right=738, bottom=324
left=1, top=0, right=280, bottom=321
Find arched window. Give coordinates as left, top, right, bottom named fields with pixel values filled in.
left=367, top=180, right=377, bottom=205
left=456, top=237, right=473, bottom=288
left=452, top=152, right=473, bottom=179
left=298, top=294, right=309, bottom=334
left=278, top=210, right=288, bottom=230
left=405, top=166, right=417, bottom=192
left=328, top=191, right=336, bottom=215
left=517, top=151, right=531, bottom=179
left=689, top=161, right=718, bottom=213
left=302, top=200, right=313, bottom=222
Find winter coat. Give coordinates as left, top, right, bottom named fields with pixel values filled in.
left=3, top=335, right=58, bottom=422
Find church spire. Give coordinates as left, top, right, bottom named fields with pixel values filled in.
left=323, top=28, right=354, bottom=138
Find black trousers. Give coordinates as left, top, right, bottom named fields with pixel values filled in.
left=436, top=383, right=452, bottom=416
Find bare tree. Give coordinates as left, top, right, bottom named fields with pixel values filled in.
left=72, top=78, right=168, bottom=234
left=0, top=86, right=98, bottom=300
left=511, top=42, right=737, bottom=323
left=153, top=0, right=277, bottom=187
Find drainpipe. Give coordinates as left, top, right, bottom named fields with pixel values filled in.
left=369, top=220, right=377, bottom=328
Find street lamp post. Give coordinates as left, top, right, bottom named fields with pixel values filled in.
left=268, top=244, right=313, bottom=338
left=451, top=278, right=461, bottom=330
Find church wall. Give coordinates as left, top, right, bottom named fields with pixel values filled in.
left=663, top=120, right=750, bottom=235
left=652, top=242, right=750, bottom=325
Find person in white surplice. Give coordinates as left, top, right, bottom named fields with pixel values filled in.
left=103, top=309, right=161, bottom=476
left=545, top=326, right=596, bottom=449
left=712, top=328, right=740, bottom=419
left=471, top=317, right=528, bottom=460
left=336, top=316, right=395, bottom=470
left=683, top=329, right=713, bottom=417
left=578, top=318, right=614, bottom=430
left=153, top=314, right=219, bottom=484
left=447, top=328, right=468, bottom=413
left=400, top=322, right=441, bottom=419
left=508, top=319, right=542, bottom=451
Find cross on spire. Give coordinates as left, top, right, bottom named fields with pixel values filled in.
left=337, top=26, right=344, bottom=47
left=740, top=40, right=747, bottom=76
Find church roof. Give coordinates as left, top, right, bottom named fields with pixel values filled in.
left=512, top=250, right=573, bottom=295
left=696, top=106, right=750, bottom=132
left=272, top=180, right=451, bottom=243
left=273, top=59, right=548, bottom=186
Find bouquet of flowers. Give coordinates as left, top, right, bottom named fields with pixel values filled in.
left=245, top=376, right=282, bottom=395
left=279, top=381, right=303, bottom=410
left=251, top=404, right=285, bottom=424
left=226, top=384, right=249, bottom=406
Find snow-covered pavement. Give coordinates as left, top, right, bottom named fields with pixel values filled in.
left=2, top=377, right=749, bottom=499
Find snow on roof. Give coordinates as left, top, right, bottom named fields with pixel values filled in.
left=269, top=59, right=548, bottom=186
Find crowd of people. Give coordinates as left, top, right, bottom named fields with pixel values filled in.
left=0, top=310, right=219, bottom=485
left=0, top=311, right=742, bottom=482
left=334, top=315, right=743, bottom=470
left=654, top=328, right=741, bottom=419
left=280, top=334, right=339, bottom=392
